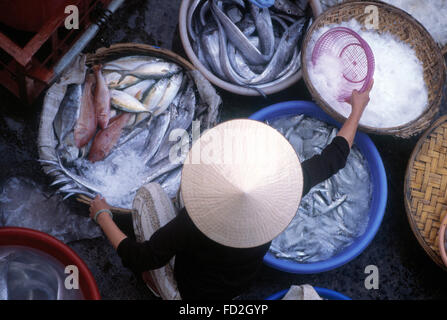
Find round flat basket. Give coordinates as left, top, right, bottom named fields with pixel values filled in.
left=38, top=43, right=220, bottom=214
left=404, top=115, right=447, bottom=271
left=302, top=1, right=446, bottom=138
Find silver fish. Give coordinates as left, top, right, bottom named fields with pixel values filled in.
left=150, top=82, right=196, bottom=165
left=248, top=17, right=308, bottom=84
left=153, top=73, right=184, bottom=116
left=123, top=79, right=156, bottom=100
left=110, top=89, right=150, bottom=113
left=273, top=0, right=305, bottom=17
left=103, top=55, right=161, bottom=71
left=141, top=107, right=172, bottom=164
left=142, top=77, right=170, bottom=112
left=249, top=3, right=275, bottom=59
left=39, top=155, right=102, bottom=194
left=210, top=0, right=271, bottom=65
left=201, top=29, right=227, bottom=80
left=188, top=0, right=202, bottom=42
left=53, top=84, right=81, bottom=146
left=117, top=61, right=182, bottom=81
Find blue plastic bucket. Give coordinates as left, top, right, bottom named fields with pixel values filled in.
left=250, top=101, right=387, bottom=274
left=266, top=287, right=351, bottom=300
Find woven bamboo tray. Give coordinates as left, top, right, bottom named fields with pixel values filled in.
left=40, top=43, right=216, bottom=215
left=404, top=115, right=447, bottom=270
left=318, top=0, right=447, bottom=55
left=302, top=1, right=446, bottom=138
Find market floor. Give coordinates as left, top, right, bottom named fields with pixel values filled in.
left=1, top=0, right=447, bottom=300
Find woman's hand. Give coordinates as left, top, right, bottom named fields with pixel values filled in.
left=89, top=194, right=127, bottom=249
left=89, top=194, right=111, bottom=220
left=347, top=79, right=374, bottom=118
left=337, top=79, right=374, bottom=148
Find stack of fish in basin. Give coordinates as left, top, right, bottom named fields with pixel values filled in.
left=187, top=0, right=310, bottom=91
left=267, top=115, right=372, bottom=263
left=39, top=53, right=220, bottom=209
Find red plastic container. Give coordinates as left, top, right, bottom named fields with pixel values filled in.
left=0, top=227, right=100, bottom=300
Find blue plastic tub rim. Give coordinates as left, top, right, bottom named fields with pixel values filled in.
left=266, top=287, right=351, bottom=300
left=250, top=101, right=388, bottom=274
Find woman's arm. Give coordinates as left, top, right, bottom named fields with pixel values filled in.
left=337, top=80, right=374, bottom=148
left=89, top=195, right=127, bottom=249
left=300, top=80, right=374, bottom=196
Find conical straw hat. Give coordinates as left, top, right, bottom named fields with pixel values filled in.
left=181, top=119, right=303, bottom=248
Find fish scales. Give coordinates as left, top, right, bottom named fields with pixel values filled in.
left=267, top=115, right=372, bottom=263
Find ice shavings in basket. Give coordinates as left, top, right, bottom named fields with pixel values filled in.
left=307, top=19, right=428, bottom=129
left=320, top=0, right=447, bottom=46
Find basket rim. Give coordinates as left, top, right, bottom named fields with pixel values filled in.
left=49, top=43, right=203, bottom=213
left=404, top=114, right=447, bottom=271
left=301, top=0, right=446, bottom=137
left=85, top=42, right=197, bottom=71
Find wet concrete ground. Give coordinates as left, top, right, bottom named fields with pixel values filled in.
left=1, top=0, right=447, bottom=300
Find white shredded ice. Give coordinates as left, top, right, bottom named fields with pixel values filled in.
left=321, top=0, right=447, bottom=46
left=382, top=0, right=447, bottom=46
left=307, top=19, right=428, bottom=128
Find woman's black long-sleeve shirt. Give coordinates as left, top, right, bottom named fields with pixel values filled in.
left=117, top=136, right=350, bottom=300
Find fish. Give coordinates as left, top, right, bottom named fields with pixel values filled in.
left=189, top=0, right=309, bottom=89
left=153, top=73, right=184, bottom=116
left=268, top=115, right=372, bottom=263
left=123, top=79, right=156, bottom=100
left=110, top=89, right=150, bottom=113
left=39, top=155, right=102, bottom=194
left=142, top=78, right=170, bottom=112
left=201, top=28, right=227, bottom=80
left=93, top=65, right=111, bottom=129
left=116, top=61, right=182, bottom=81
left=88, top=112, right=133, bottom=163
left=188, top=0, right=202, bottom=42
left=150, top=82, right=196, bottom=165
left=74, top=73, right=97, bottom=148
left=140, top=103, right=173, bottom=165
left=273, top=0, right=305, bottom=17
left=248, top=17, right=308, bottom=84
left=249, top=3, right=275, bottom=59
left=103, top=71, right=122, bottom=87
left=210, top=0, right=271, bottom=65
left=214, top=11, right=251, bottom=85
left=108, top=75, right=141, bottom=90
left=53, top=84, right=81, bottom=146
left=103, top=55, right=161, bottom=72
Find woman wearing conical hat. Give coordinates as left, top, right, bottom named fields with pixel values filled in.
left=89, top=82, right=373, bottom=300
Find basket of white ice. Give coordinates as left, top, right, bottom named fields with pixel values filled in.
left=38, top=43, right=221, bottom=212
left=302, top=1, right=446, bottom=138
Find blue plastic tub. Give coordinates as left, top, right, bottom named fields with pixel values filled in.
left=250, top=101, right=387, bottom=274
left=266, top=287, right=351, bottom=300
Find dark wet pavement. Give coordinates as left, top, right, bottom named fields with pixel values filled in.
left=1, top=0, right=447, bottom=300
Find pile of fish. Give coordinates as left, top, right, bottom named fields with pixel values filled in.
left=41, top=55, right=219, bottom=207
left=188, top=0, right=310, bottom=90
left=267, top=115, right=372, bottom=263
left=0, top=246, right=83, bottom=300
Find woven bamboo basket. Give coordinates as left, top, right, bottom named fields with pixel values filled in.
left=302, top=1, right=446, bottom=138
left=320, top=0, right=447, bottom=56
left=39, top=43, right=219, bottom=215
left=404, top=115, right=447, bottom=271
